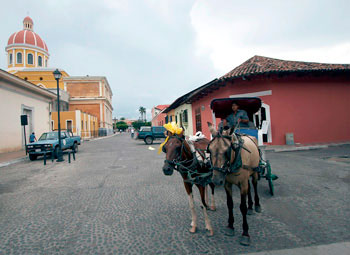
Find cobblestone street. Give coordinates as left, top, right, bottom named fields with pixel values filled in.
left=0, top=134, right=349, bottom=254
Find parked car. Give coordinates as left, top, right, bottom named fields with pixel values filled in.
left=26, top=130, right=81, bottom=160
left=136, top=126, right=166, bottom=145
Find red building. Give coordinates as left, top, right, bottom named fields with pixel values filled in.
left=187, top=56, right=350, bottom=145
left=151, top=104, right=169, bottom=126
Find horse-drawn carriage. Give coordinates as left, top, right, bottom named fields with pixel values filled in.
left=210, top=97, right=278, bottom=195
left=160, top=97, right=278, bottom=245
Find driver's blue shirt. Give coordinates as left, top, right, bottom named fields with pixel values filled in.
left=226, top=109, right=249, bottom=128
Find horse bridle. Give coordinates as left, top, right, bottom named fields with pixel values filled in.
left=207, top=133, right=240, bottom=175
left=163, top=135, right=193, bottom=170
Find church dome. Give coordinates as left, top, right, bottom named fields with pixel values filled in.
left=6, top=17, right=48, bottom=53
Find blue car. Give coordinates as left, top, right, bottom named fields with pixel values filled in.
left=26, top=131, right=81, bottom=161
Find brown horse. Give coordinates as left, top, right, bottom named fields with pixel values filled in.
left=207, top=122, right=261, bottom=245
left=162, top=131, right=215, bottom=236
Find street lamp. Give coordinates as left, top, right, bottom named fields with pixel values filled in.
left=53, top=69, right=64, bottom=162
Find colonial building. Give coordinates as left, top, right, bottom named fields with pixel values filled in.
left=151, top=104, right=169, bottom=127
left=4, top=17, right=112, bottom=138
left=64, top=76, right=114, bottom=135
left=0, top=69, right=56, bottom=153
left=185, top=56, right=350, bottom=145
left=6, top=16, right=49, bottom=72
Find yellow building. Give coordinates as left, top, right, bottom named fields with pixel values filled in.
left=6, top=17, right=49, bottom=73
left=64, top=76, right=114, bottom=135
left=51, top=110, right=98, bottom=139
left=4, top=16, right=112, bottom=138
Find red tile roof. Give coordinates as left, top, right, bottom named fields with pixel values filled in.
left=155, top=104, right=169, bottom=110
left=221, top=55, right=350, bottom=80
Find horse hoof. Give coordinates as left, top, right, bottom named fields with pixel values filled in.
left=189, top=226, right=196, bottom=233
left=240, top=235, right=251, bottom=246
left=210, top=206, right=216, bottom=211
left=207, top=229, right=214, bottom=237
left=255, top=205, right=262, bottom=213
left=247, top=209, right=254, bottom=215
left=224, top=227, right=235, bottom=236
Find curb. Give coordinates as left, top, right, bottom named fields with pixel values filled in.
left=0, top=156, right=28, bottom=168
left=83, top=133, right=118, bottom=142
left=266, top=142, right=350, bottom=153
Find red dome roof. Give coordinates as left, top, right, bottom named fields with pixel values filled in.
left=7, top=30, right=48, bottom=52
left=23, top=16, right=33, bottom=24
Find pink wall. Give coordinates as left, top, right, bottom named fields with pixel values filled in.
left=191, top=75, right=350, bottom=145
left=152, top=112, right=167, bottom=126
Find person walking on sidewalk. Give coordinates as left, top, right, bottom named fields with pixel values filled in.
left=29, top=132, right=37, bottom=143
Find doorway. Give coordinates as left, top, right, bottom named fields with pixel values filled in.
left=22, top=107, right=33, bottom=147
left=253, top=103, right=272, bottom=143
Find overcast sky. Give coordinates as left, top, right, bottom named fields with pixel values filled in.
left=1, top=0, right=349, bottom=120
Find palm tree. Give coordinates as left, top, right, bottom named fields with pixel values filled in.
left=139, top=106, right=146, bottom=121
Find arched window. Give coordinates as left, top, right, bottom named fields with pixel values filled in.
left=17, top=52, right=22, bottom=64
left=38, top=56, right=42, bottom=66
left=28, top=53, right=33, bottom=65
left=9, top=54, right=13, bottom=64
left=45, top=59, right=48, bottom=67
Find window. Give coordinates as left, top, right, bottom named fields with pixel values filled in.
left=183, top=110, right=188, bottom=123
left=9, top=53, right=13, bottom=64
left=67, top=120, right=72, bottom=132
left=165, top=116, right=169, bottom=123
left=195, top=107, right=202, bottom=132
left=81, top=121, right=84, bottom=130
left=38, top=56, right=42, bottom=66
left=17, top=52, right=22, bottom=64
left=170, top=116, right=173, bottom=122
left=175, top=115, right=178, bottom=123
left=45, top=59, right=47, bottom=67
left=28, top=53, right=33, bottom=64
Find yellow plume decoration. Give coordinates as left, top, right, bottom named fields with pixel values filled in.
left=158, top=122, right=183, bottom=154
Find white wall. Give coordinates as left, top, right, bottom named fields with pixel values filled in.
left=0, top=83, right=52, bottom=153
left=174, top=104, right=194, bottom=137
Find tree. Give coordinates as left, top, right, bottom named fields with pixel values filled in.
left=120, top=117, right=126, bottom=120
left=139, top=106, right=146, bottom=121
left=132, top=120, right=151, bottom=130
left=115, top=121, right=128, bottom=131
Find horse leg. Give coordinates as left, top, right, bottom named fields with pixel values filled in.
left=224, top=182, right=235, bottom=236
left=198, top=185, right=214, bottom=236
left=252, top=173, right=262, bottom=213
left=205, top=184, right=209, bottom=207
left=209, top=182, right=216, bottom=211
left=239, top=180, right=251, bottom=246
left=184, top=182, right=197, bottom=233
left=247, top=180, right=254, bottom=215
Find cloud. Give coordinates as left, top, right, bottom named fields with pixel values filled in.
left=190, top=0, right=350, bottom=73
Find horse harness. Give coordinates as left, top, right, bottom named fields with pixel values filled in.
left=163, top=135, right=212, bottom=186
left=208, top=132, right=260, bottom=176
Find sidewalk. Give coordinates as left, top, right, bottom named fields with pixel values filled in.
left=245, top=241, right=350, bottom=255
left=0, top=133, right=119, bottom=168
left=265, top=142, right=350, bottom=152
left=0, top=150, right=27, bottom=167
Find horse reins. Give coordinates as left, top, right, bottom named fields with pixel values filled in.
left=163, top=135, right=212, bottom=185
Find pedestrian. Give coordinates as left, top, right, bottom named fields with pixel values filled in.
left=29, top=132, right=37, bottom=143
left=131, top=128, right=135, bottom=138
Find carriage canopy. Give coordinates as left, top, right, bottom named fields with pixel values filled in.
left=210, top=97, right=262, bottom=119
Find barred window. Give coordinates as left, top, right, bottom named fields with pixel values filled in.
left=28, top=53, right=33, bottom=64
left=17, top=52, right=22, bottom=64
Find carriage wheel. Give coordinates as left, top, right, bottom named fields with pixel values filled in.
left=266, top=160, right=274, bottom=196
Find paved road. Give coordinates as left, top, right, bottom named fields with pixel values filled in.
left=0, top=133, right=349, bottom=254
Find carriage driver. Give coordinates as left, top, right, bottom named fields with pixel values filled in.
left=225, top=102, right=249, bottom=129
